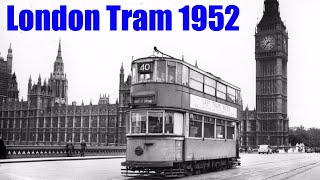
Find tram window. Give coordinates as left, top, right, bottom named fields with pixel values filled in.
left=227, top=87, right=236, bottom=103
left=190, top=69, right=203, bottom=82
left=132, top=64, right=137, bottom=84
left=167, top=61, right=176, bottom=83
left=131, top=112, right=147, bottom=134
left=217, top=82, right=227, bottom=100
left=227, top=121, right=235, bottom=139
left=174, top=112, right=184, bottom=135
left=182, top=65, right=189, bottom=86
left=204, top=77, right=216, bottom=96
left=156, top=61, right=166, bottom=82
left=189, top=114, right=202, bottom=138
left=139, top=73, right=152, bottom=82
left=165, top=112, right=174, bottom=134
left=236, top=90, right=241, bottom=105
left=204, top=117, right=215, bottom=138
left=190, top=69, right=204, bottom=92
left=216, top=119, right=225, bottom=139
left=148, top=112, right=163, bottom=133
left=177, top=63, right=182, bottom=84
left=190, top=80, right=203, bottom=92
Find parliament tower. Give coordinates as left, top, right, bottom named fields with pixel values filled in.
left=49, top=40, right=68, bottom=105
left=255, top=0, right=289, bottom=146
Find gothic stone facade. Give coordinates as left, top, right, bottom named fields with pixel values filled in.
left=241, top=0, right=289, bottom=148
left=0, top=44, right=19, bottom=104
left=0, top=42, right=131, bottom=146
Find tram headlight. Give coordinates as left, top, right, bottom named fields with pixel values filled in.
left=135, top=146, right=144, bottom=156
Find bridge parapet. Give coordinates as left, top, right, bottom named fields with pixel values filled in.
left=5, top=146, right=126, bottom=159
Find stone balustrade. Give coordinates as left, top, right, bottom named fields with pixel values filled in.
left=5, top=145, right=126, bottom=159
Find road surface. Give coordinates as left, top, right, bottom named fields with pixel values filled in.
left=1, top=153, right=320, bottom=180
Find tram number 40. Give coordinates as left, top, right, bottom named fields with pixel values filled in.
left=138, top=62, right=153, bottom=73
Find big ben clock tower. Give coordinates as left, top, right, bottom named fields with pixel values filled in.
left=255, top=0, right=288, bottom=146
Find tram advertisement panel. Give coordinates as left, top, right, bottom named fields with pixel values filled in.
left=190, top=94, right=237, bottom=119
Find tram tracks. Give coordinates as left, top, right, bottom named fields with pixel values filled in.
left=240, top=154, right=314, bottom=167
left=206, top=154, right=320, bottom=180
left=263, top=161, right=320, bottom=180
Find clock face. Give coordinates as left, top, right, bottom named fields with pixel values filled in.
left=260, top=36, right=275, bottom=50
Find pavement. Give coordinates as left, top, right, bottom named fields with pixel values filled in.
left=0, top=155, right=126, bottom=164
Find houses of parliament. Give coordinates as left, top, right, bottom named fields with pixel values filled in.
left=0, top=41, right=131, bottom=146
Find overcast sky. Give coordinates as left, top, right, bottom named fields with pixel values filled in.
left=0, top=0, right=319, bottom=128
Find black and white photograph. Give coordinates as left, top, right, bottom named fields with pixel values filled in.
left=0, top=0, right=320, bottom=179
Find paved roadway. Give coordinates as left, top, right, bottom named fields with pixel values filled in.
left=1, top=153, right=320, bottom=180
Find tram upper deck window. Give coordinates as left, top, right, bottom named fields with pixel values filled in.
left=227, top=87, right=236, bottom=103
left=177, top=63, right=182, bottom=84
left=148, top=112, right=163, bottom=133
left=131, top=112, right=147, bottom=134
left=204, top=77, right=216, bottom=96
left=167, top=61, right=176, bottom=83
left=189, top=114, right=202, bottom=138
left=236, top=90, right=241, bottom=105
left=182, top=65, right=189, bottom=86
left=137, top=62, right=154, bottom=82
left=190, top=70, right=203, bottom=92
left=132, top=64, right=137, bottom=84
left=217, top=82, right=227, bottom=100
left=156, top=61, right=166, bottom=82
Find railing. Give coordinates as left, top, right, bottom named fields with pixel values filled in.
left=5, top=146, right=126, bottom=159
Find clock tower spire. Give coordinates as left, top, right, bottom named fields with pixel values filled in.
left=254, top=0, right=289, bottom=147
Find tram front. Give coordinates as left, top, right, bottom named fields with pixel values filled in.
left=121, top=55, right=187, bottom=176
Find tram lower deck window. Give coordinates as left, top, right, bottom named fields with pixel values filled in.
left=131, top=112, right=147, bottom=134
left=189, top=114, right=202, bottom=138
left=216, top=119, right=225, bottom=139
left=165, top=112, right=174, bottom=133
left=148, top=112, right=163, bottom=133
left=226, top=121, right=235, bottom=139
left=130, top=110, right=183, bottom=135
left=204, top=117, right=215, bottom=138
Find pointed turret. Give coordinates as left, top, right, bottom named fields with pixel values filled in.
left=7, top=43, right=13, bottom=74
left=258, top=0, right=284, bottom=28
left=8, top=43, right=12, bottom=54
left=120, top=63, right=124, bottom=73
left=120, top=63, right=125, bottom=89
left=38, top=75, right=41, bottom=85
left=54, top=39, right=64, bottom=73
left=28, top=76, right=32, bottom=90
left=57, top=39, right=62, bottom=59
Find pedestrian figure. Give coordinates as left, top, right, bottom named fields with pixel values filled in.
left=66, top=140, right=74, bottom=157
left=80, top=140, right=87, bottom=157
left=0, top=137, right=7, bottom=159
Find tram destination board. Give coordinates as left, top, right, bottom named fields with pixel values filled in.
left=133, top=96, right=155, bottom=105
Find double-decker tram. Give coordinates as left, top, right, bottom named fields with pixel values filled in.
left=121, top=47, right=242, bottom=177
